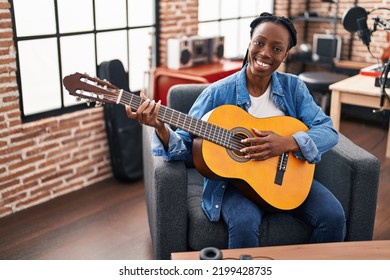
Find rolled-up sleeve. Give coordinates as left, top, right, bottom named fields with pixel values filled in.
left=151, top=126, right=191, bottom=161
left=292, top=131, right=320, bottom=163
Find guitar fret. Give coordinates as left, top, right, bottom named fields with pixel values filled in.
left=217, top=127, right=223, bottom=146
left=222, top=128, right=227, bottom=148
left=219, top=129, right=225, bottom=147
left=128, top=93, right=133, bottom=107
left=223, top=129, right=230, bottom=149
left=176, top=112, right=183, bottom=128
left=210, top=124, right=215, bottom=143
left=189, top=117, right=193, bottom=133
left=213, top=126, right=218, bottom=144
left=116, top=89, right=123, bottom=104
left=169, top=109, right=174, bottom=125
left=201, top=122, right=207, bottom=139
left=161, top=107, right=167, bottom=122
left=183, top=114, right=188, bottom=131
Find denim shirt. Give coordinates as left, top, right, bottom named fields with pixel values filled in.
left=151, top=65, right=338, bottom=222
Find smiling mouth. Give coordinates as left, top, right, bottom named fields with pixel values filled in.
left=255, top=59, right=271, bottom=68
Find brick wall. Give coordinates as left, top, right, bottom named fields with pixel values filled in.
left=0, top=0, right=112, bottom=218
left=0, top=0, right=388, bottom=218
left=159, top=0, right=199, bottom=66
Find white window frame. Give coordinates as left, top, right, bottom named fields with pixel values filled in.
left=198, top=0, right=274, bottom=59
left=11, top=0, right=157, bottom=122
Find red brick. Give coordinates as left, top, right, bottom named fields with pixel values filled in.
left=0, top=166, right=35, bottom=183
left=0, top=2, right=11, bottom=9
left=0, top=192, right=27, bottom=206
left=23, top=167, right=56, bottom=184
left=15, top=192, right=50, bottom=209
left=0, top=207, right=12, bottom=218
left=0, top=140, right=35, bottom=155
left=9, top=155, right=46, bottom=171
left=38, top=154, right=71, bottom=169
left=1, top=183, right=29, bottom=198
left=0, top=178, right=19, bottom=189
left=0, top=153, right=22, bottom=165
left=25, top=143, right=59, bottom=157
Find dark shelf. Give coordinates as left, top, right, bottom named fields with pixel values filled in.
left=292, top=16, right=339, bottom=23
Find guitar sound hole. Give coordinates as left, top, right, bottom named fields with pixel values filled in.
left=227, top=128, right=253, bottom=163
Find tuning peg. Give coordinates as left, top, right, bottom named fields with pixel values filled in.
left=86, top=100, right=91, bottom=107
left=95, top=101, right=103, bottom=107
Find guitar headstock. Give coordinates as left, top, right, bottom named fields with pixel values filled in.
left=63, top=72, right=121, bottom=106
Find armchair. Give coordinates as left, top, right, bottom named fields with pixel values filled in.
left=143, top=84, right=380, bottom=260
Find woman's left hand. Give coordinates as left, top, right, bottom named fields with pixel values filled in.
left=239, top=128, right=298, bottom=161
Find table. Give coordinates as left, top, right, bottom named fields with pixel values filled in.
left=152, top=59, right=242, bottom=105
left=329, top=74, right=390, bottom=158
left=171, top=240, right=390, bottom=260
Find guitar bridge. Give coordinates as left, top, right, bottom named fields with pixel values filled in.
left=274, top=152, right=289, bottom=186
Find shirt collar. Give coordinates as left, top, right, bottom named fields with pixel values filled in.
left=236, top=65, right=250, bottom=106
left=236, top=64, right=285, bottom=106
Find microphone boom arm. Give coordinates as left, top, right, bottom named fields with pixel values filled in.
left=373, top=16, right=390, bottom=31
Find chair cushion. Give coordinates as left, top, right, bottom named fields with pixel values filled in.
left=186, top=169, right=313, bottom=251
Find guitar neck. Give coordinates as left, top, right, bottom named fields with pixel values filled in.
left=118, top=90, right=233, bottom=149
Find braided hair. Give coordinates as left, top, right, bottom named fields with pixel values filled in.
left=242, top=12, right=297, bottom=67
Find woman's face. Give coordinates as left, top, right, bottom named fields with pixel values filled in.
left=247, top=21, right=290, bottom=78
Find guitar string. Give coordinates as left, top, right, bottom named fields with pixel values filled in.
left=118, top=94, right=248, bottom=151
left=103, top=94, right=285, bottom=163
left=100, top=93, right=285, bottom=168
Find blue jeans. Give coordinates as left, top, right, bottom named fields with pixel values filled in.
left=221, top=180, right=347, bottom=249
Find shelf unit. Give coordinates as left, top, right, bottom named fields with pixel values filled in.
left=287, top=0, right=341, bottom=72
left=288, top=0, right=340, bottom=43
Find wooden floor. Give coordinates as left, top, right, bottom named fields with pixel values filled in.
left=0, top=117, right=389, bottom=260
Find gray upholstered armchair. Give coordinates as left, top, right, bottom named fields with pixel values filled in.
left=142, top=84, right=380, bottom=260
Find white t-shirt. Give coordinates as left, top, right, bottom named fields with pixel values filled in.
left=248, top=84, right=284, bottom=118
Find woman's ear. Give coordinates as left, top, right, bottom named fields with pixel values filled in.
left=283, top=51, right=289, bottom=63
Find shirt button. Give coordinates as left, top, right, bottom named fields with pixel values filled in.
left=215, top=205, right=219, bottom=209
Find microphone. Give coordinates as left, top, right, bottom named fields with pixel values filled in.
left=357, top=17, right=372, bottom=47
left=342, top=6, right=368, bottom=33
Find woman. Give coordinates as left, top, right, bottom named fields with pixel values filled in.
left=126, top=12, right=346, bottom=248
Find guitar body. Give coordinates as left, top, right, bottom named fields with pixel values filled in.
left=192, top=105, right=315, bottom=211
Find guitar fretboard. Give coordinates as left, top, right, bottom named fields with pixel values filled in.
left=117, top=90, right=244, bottom=151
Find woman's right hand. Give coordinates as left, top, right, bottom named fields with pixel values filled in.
left=125, top=91, right=163, bottom=130
left=125, top=92, right=170, bottom=148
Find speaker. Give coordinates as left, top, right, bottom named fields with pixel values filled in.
left=199, top=247, right=222, bottom=260
left=167, top=36, right=225, bottom=70
left=167, top=38, right=193, bottom=70
left=209, top=36, right=224, bottom=63
left=191, top=37, right=210, bottom=66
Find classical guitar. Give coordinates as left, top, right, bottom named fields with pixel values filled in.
left=63, top=72, right=315, bottom=211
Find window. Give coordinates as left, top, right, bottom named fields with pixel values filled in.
left=198, top=0, right=274, bottom=59
left=11, top=0, right=156, bottom=122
